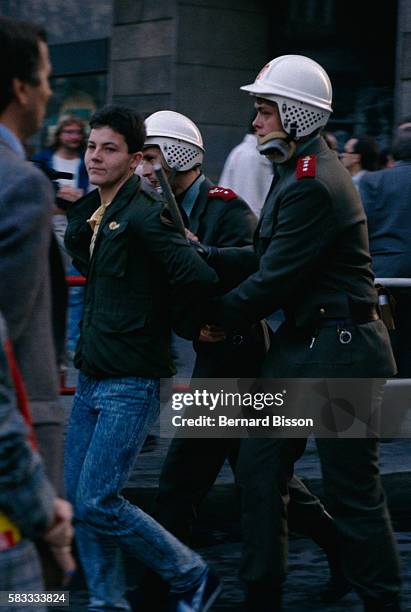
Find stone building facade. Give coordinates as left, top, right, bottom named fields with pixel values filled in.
left=1, top=0, right=409, bottom=178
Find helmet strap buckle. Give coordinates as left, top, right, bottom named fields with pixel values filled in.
left=257, top=131, right=296, bottom=164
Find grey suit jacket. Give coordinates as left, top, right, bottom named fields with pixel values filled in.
left=359, top=161, right=411, bottom=278
left=0, top=135, right=62, bottom=424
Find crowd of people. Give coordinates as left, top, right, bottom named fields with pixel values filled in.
left=1, top=14, right=411, bottom=612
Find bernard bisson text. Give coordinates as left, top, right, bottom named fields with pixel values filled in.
left=172, top=415, right=314, bottom=428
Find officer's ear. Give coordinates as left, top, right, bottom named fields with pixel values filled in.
left=130, top=151, right=143, bottom=172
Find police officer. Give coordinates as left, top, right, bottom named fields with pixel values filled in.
left=138, top=111, right=350, bottom=609
left=200, top=56, right=401, bottom=611
left=140, top=110, right=260, bottom=377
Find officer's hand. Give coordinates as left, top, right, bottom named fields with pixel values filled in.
left=185, top=229, right=198, bottom=242
left=198, top=324, right=226, bottom=343
left=188, top=239, right=219, bottom=263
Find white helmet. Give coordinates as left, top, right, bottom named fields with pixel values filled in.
left=144, top=111, right=204, bottom=171
left=241, top=55, right=333, bottom=138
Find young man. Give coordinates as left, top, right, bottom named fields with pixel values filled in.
left=64, top=105, right=220, bottom=611
left=200, top=55, right=401, bottom=611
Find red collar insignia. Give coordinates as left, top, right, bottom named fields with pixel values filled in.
left=208, top=186, right=237, bottom=201
left=296, top=154, right=317, bottom=179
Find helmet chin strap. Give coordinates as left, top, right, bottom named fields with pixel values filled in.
left=257, top=126, right=297, bottom=164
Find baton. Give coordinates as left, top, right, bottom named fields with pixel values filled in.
left=153, top=164, right=187, bottom=240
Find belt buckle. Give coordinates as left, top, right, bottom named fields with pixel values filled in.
left=338, top=328, right=352, bottom=344
left=232, top=333, right=244, bottom=346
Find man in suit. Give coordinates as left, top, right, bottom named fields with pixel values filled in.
left=200, top=55, right=401, bottom=611
left=0, top=16, right=65, bottom=492
left=64, top=104, right=221, bottom=611
left=359, top=125, right=411, bottom=376
left=0, top=15, right=73, bottom=594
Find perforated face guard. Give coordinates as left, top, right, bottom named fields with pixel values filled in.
left=277, top=97, right=329, bottom=138
left=161, top=139, right=203, bottom=171
left=144, top=136, right=203, bottom=171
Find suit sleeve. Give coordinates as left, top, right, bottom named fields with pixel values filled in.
left=0, top=337, right=54, bottom=538
left=214, top=179, right=336, bottom=328
left=0, top=168, right=53, bottom=342
left=358, top=173, right=379, bottom=220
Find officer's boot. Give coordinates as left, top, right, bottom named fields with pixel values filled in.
left=306, top=512, right=352, bottom=603
left=363, top=595, right=401, bottom=611
left=245, top=581, right=282, bottom=612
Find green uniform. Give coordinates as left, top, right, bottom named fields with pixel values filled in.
left=210, top=136, right=400, bottom=603
left=178, top=175, right=261, bottom=377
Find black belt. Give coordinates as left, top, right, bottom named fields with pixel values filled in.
left=322, top=303, right=379, bottom=326
left=348, top=302, right=380, bottom=324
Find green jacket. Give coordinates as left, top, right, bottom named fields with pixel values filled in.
left=212, top=136, right=396, bottom=377
left=65, top=176, right=218, bottom=379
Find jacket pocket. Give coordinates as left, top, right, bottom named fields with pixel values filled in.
left=97, top=221, right=129, bottom=277
left=92, top=297, right=151, bottom=333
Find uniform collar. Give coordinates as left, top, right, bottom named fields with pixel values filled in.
left=186, top=176, right=213, bottom=235
left=178, top=174, right=206, bottom=220
left=276, top=134, right=324, bottom=177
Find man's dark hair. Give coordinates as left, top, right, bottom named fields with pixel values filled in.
left=352, top=135, right=380, bottom=171
left=392, top=126, right=411, bottom=161
left=0, top=17, right=47, bottom=114
left=89, top=105, right=145, bottom=153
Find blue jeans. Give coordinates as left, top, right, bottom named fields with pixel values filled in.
left=66, top=262, right=84, bottom=353
left=65, top=373, right=206, bottom=611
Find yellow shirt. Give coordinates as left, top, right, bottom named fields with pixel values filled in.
left=87, top=201, right=112, bottom=256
